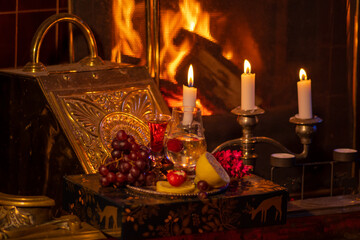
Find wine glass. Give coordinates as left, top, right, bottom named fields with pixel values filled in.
left=165, top=107, right=207, bottom=177
left=144, top=113, right=171, bottom=169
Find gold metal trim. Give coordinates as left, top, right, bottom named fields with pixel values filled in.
left=0, top=192, right=55, bottom=207
left=23, top=13, right=104, bottom=73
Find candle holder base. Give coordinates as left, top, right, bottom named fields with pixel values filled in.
left=270, top=153, right=295, bottom=168
left=212, top=107, right=323, bottom=171
left=289, top=115, right=322, bottom=145
left=230, top=107, right=265, bottom=167
left=333, top=148, right=358, bottom=162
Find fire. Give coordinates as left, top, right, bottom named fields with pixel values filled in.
left=161, top=0, right=214, bottom=81
left=111, top=0, right=143, bottom=63
left=244, top=59, right=251, bottom=74
left=161, top=87, right=213, bottom=116
left=299, top=68, right=307, bottom=81
left=187, top=64, right=194, bottom=87
left=160, top=0, right=215, bottom=115
left=223, top=49, right=233, bottom=60
left=111, top=0, right=218, bottom=115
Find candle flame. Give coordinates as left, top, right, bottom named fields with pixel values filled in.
left=244, top=59, right=251, bottom=74
left=299, top=68, right=307, bottom=81
left=188, top=64, right=194, bottom=87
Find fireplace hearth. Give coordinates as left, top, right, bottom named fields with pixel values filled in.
left=69, top=0, right=358, bottom=198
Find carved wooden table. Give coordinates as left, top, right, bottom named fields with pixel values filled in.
left=63, top=174, right=287, bottom=239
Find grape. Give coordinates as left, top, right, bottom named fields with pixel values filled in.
left=98, top=165, right=109, bottom=176
left=145, top=172, right=156, bottom=186
left=123, top=154, right=131, bottom=162
left=127, top=135, right=135, bottom=143
left=111, top=149, right=122, bottom=159
left=138, top=149, right=149, bottom=161
left=100, top=130, right=155, bottom=187
left=100, top=176, right=110, bottom=187
left=128, top=151, right=138, bottom=161
left=130, top=166, right=140, bottom=178
left=127, top=172, right=136, bottom=183
left=106, top=172, right=116, bottom=183
left=140, top=145, right=149, bottom=152
left=121, top=141, right=132, bottom=154
left=197, top=180, right=209, bottom=191
left=105, top=157, right=117, bottom=172
left=133, top=181, right=143, bottom=187
left=131, top=142, right=140, bottom=151
left=198, top=192, right=208, bottom=199
left=137, top=172, right=145, bottom=183
left=135, top=159, right=147, bottom=171
left=120, top=161, right=132, bottom=174
left=111, top=139, right=122, bottom=150
left=116, top=130, right=128, bottom=141
left=115, top=172, right=127, bottom=184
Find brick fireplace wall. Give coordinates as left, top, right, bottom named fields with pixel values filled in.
left=0, top=0, right=68, bottom=69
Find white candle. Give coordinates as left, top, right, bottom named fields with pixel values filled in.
left=183, top=65, right=197, bottom=125
left=297, top=68, right=313, bottom=119
left=241, top=59, right=256, bottom=110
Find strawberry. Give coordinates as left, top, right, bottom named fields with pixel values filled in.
left=166, top=170, right=187, bottom=186
left=166, top=138, right=183, bottom=152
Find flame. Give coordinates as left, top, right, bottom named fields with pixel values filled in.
left=111, top=0, right=215, bottom=115
left=160, top=0, right=214, bottom=115
left=187, top=64, right=194, bottom=87
left=160, top=0, right=214, bottom=82
left=299, top=68, right=307, bottom=81
left=244, top=59, right=251, bottom=74
left=223, top=49, right=233, bottom=60
left=111, top=0, right=143, bottom=63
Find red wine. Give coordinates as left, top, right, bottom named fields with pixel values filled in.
left=148, top=119, right=168, bottom=152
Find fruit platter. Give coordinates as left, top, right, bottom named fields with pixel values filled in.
left=98, top=128, right=232, bottom=199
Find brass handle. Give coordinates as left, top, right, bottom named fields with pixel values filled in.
left=23, top=13, right=103, bottom=72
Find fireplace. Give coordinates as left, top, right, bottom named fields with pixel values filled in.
left=69, top=0, right=358, bottom=199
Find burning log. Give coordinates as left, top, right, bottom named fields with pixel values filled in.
left=174, top=29, right=243, bottom=113
left=173, top=29, right=222, bottom=56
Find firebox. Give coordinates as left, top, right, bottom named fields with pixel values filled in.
left=69, top=0, right=359, bottom=199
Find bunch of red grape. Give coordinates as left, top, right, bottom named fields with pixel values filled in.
left=98, top=130, right=156, bottom=187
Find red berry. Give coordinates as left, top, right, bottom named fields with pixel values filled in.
left=167, top=139, right=183, bottom=153
left=166, top=170, right=186, bottom=186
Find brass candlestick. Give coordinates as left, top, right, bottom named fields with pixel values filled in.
left=212, top=106, right=322, bottom=169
